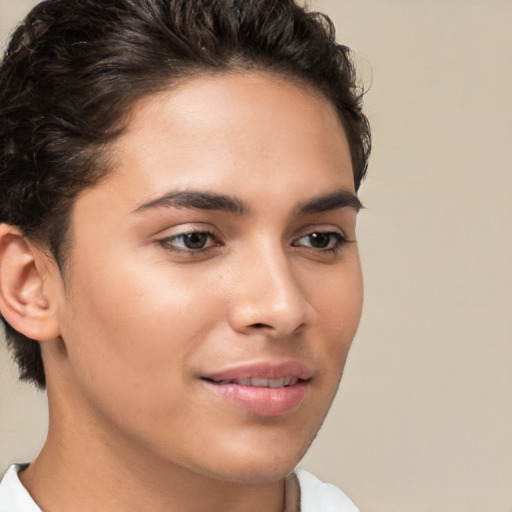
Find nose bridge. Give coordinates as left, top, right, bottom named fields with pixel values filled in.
left=227, top=235, right=310, bottom=336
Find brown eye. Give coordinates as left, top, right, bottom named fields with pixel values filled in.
left=160, top=230, right=220, bottom=252
left=181, top=232, right=208, bottom=249
left=293, top=231, right=346, bottom=251
left=308, top=232, right=331, bottom=248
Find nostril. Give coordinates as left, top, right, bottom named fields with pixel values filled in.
left=250, top=323, right=271, bottom=329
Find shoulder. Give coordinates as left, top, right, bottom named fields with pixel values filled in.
left=294, top=467, right=359, bottom=512
left=0, top=464, right=41, bottom=512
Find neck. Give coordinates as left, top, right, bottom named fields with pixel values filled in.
left=22, top=431, right=286, bottom=512
left=20, top=385, right=286, bottom=512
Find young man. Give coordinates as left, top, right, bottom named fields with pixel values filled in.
left=0, top=1, right=370, bottom=510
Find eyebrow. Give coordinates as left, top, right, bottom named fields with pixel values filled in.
left=133, top=191, right=248, bottom=215
left=296, top=189, right=363, bottom=215
left=133, top=188, right=362, bottom=216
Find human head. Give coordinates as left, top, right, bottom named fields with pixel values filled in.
left=0, top=0, right=370, bottom=388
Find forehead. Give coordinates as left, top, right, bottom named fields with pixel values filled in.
left=115, top=72, right=351, bottom=187
left=72, top=71, right=354, bottom=230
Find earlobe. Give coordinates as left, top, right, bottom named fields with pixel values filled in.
left=0, top=224, right=60, bottom=341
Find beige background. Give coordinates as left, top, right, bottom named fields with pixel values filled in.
left=1, top=1, right=511, bottom=511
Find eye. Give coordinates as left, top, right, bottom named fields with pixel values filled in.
left=293, top=231, right=347, bottom=251
left=159, top=230, right=221, bottom=252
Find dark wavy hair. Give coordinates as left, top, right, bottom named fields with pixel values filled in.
left=0, top=0, right=371, bottom=388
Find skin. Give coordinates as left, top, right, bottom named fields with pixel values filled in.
left=2, top=71, right=363, bottom=512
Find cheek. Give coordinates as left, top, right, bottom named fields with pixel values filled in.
left=56, top=256, right=231, bottom=448
left=309, top=257, right=363, bottom=368
left=325, top=280, right=363, bottom=341
left=311, top=253, right=363, bottom=326
left=59, top=251, right=225, bottom=392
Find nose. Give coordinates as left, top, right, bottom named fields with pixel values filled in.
left=227, top=243, right=312, bottom=338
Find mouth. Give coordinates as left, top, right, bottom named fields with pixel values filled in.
left=208, top=376, right=301, bottom=388
left=201, top=361, right=311, bottom=417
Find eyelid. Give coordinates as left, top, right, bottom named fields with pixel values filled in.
left=291, top=225, right=352, bottom=256
left=155, top=224, right=223, bottom=254
left=293, top=232, right=346, bottom=246
left=153, top=222, right=218, bottom=239
left=293, top=223, right=347, bottom=240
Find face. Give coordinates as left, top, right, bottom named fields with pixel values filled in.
left=49, top=71, right=363, bottom=483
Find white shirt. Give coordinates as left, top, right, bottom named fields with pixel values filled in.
left=0, top=464, right=358, bottom=512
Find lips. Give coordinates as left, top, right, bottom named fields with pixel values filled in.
left=214, top=376, right=300, bottom=387
left=201, top=361, right=311, bottom=417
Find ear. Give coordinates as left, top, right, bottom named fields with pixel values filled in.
left=0, top=224, right=60, bottom=341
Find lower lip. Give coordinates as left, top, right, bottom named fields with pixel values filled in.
left=203, top=380, right=308, bottom=417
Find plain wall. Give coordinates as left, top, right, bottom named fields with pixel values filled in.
left=1, top=1, right=511, bottom=511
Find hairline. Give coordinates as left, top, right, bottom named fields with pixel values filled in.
left=50, top=66, right=358, bottom=275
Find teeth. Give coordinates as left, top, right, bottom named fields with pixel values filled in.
left=217, top=377, right=300, bottom=387
left=251, top=378, right=270, bottom=387
left=268, top=378, right=285, bottom=388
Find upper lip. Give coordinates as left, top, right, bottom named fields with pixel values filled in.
left=201, top=360, right=313, bottom=382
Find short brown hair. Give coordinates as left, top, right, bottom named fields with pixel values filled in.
left=0, top=0, right=371, bottom=388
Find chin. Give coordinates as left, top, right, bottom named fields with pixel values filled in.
left=200, top=432, right=316, bottom=485
left=210, top=459, right=298, bottom=486
left=221, top=416, right=326, bottom=484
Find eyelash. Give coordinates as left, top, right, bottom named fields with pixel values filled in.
left=291, top=231, right=349, bottom=254
left=157, top=229, right=349, bottom=256
left=158, top=229, right=221, bottom=254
